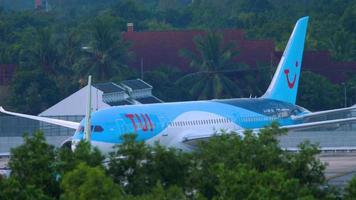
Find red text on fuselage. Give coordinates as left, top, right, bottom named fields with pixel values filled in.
left=125, top=113, right=154, bottom=132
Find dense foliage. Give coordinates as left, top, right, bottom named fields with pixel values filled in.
left=1, top=124, right=354, bottom=199
left=0, top=0, right=355, bottom=113
left=178, top=31, right=244, bottom=99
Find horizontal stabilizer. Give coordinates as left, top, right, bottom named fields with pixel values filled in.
left=282, top=117, right=356, bottom=131
left=292, top=105, right=356, bottom=120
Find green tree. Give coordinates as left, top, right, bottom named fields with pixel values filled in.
left=130, top=182, right=188, bottom=200
left=57, top=141, right=104, bottom=175
left=110, top=0, right=149, bottom=30
left=237, top=63, right=273, bottom=97
left=76, top=15, right=132, bottom=81
left=107, top=134, right=171, bottom=195
left=179, top=31, right=244, bottom=100
left=18, top=27, right=59, bottom=74
left=59, top=30, right=81, bottom=71
left=107, top=134, right=153, bottom=195
left=189, top=124, right=284, bottom=198
left=286, top=141, right=326, bottom=188
left=143, top=66, right=192, bottom=101
left=153, top=6, right=192, bottom=29
left=344, top=176, right=356, bottom=200
left=298, top=71, right=343, bottom=111
left=146, top=144, right=191, bottom=189
left=326, top=28, right=355, bottom=61
left=31, top=28, right=59, bottom=74
left=188, top=123, right=331, bottom=199
left=60, top=163, right=122, bottom=200
left=189, top=0, right=232, bottom=28
left=145, top=19, right=174, bottom=31
left=8, top=131, right=59, bottom=198
left=0, top=177, right=52, bottom=200
left=157, top=0, right=183, bottom=12
left=107, top=134, right=191, bottom=196
left=9, top=69, right=60, bottom=114
left=214, top=165, right=313, bottom=200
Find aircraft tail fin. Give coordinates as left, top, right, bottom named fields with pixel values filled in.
left=262, top=16, right=309, bottom=104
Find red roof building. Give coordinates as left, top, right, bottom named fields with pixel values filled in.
left=122, top=24, right=274, bottom=72
left=123, top=23, right=356, bottom=83
left=35, top=0, right=42, bottom=8
left=1, top=25, right=355, bottom=85
left=0, top=65, right=16, bottom=85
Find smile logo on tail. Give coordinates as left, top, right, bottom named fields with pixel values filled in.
left=284, top=61, right=298, bottom=89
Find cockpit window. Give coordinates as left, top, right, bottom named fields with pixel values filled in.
left=77, top=126, right=84, bottom=132
left=77, top=125, right=103, bottom=133
left=93, top=125, right=104, bottom=132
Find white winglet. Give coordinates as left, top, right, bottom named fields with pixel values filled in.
left=0, top=106, right=79, bottom=129
left=0, top=107, right=5, bottom=113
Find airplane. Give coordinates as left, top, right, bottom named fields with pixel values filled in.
left=1, top=16, right=356, bottom=153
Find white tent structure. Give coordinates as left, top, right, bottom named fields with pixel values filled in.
left=39, top=85, right=110, bottom=117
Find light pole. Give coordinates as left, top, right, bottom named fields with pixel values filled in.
left=350, top=86, right=356, bottom=106
left=342, top=83, right=347, bottom=107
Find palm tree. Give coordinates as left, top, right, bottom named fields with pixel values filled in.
left=61, top=31, right=81, bottom=69
left=28, top=28, right=59, bottom=75
left=178, top=31, right=244, bottom=99
left=76, top=16, right=131, bottom=81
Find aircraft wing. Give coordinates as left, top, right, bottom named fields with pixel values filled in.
left=0, top=152, right=10, bottom=157
left=181, top=130, right=244, bottom=146
left=0, top=107, right=79, bottom=129
left=181, top=117, right=356, bottom=145
left=293, top=106, right=356, bottom=121
left=181, top=131, right=216, bottom=147
left=182, top=132, right=214, bottom=143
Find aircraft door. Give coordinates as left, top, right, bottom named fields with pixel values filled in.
left=115, top=119, right=130, bottom=134
left=233, top=113, right=240, bottom=123
left=157, top=115, right=169, bottom=136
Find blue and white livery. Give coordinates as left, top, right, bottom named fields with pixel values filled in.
left=2, top=16, right=356, bottom=153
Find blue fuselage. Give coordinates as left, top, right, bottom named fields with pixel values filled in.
left=72, top=98, right=309, bottom=151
